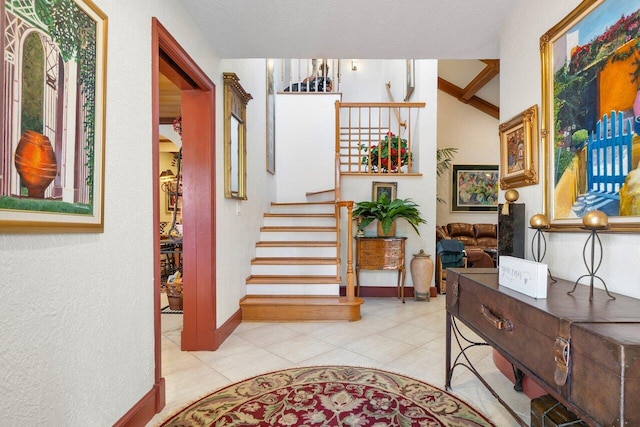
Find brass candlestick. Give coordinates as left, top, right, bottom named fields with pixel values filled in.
left=568, top=210, right=615, bottom=301
left=529, top=214, right=556, bottom=283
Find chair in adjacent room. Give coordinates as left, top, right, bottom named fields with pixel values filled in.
left=435, top=239, right=466, bottom=294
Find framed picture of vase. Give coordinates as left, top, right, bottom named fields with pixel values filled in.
left=0, top=0, right=108, bottom=232
left=451, top=165, right=499, bottom=212
left=541, top=0, right=640, bottom=231
left=372, top=181, right=397, bottom=202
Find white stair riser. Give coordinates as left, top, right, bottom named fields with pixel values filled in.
left=263, top=216, right=335, bottom=227
left=270, top=205, right=334, bottom=215
left=255, top=246, right=336, bottom=257
left=246, top=284, right=340, bottom=296
left=260, top=231, right=336, bottom=241
left=251, top=264, right=337, bottom=276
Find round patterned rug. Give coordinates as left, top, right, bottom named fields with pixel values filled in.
left=162, top=365, right=495, bottom=426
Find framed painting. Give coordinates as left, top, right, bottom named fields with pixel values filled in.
left=0, top=0, right=107, bottom=232
left=499, top=105, right=539, bottom=190
left=451, top=165, right=499, bottom=212
left=541, top=0, right=640, bottom=231
left=372, top=181, right=397, bottom=202
left=266, top=58, right=276, bottom=174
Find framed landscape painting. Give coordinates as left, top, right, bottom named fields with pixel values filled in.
left=0, top=0, right=107, bottom=232
left=541, top=0, right=640, bottom=231
left=451, top=165, right=499, bottom=212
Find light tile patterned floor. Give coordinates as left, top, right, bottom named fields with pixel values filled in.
left=148, top=296, right=531, bottom=426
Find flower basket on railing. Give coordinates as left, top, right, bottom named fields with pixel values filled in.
left=360, top=132, right=412, bottom=173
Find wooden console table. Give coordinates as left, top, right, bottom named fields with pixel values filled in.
left=355, top=237, right=407, bottom=302
left=445, top=269, right=640, bottom=426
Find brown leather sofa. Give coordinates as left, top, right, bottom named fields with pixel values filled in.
left=435, top=223, right=497, bottom=293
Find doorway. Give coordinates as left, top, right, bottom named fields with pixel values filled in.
left=152, top=20, right=218, bottom=403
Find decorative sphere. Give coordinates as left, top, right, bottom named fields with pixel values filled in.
left=529, top=214, right=550, bottom=229
left=505, top=189, right=519, bottom=202
left=582, top=210, right=609, bottom=229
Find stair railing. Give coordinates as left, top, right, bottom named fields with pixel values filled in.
left=334, top=101, right=426, bottom=175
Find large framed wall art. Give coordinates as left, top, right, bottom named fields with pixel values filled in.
left=451, top=165, right=499, bottom=212
left=0, top=0, right=107, bottom=232
left=541, top=0, right=640, bottom=231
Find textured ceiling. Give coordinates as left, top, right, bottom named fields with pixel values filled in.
left=179, top=0, right=515, bottom=60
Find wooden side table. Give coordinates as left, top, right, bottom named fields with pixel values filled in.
left=355, top=236, right=407, bottom=302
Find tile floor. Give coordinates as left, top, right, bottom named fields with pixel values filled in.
left=148, top=295, right=531, bottom=426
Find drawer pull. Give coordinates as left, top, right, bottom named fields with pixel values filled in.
left=481, top=305, right=513, bottom=331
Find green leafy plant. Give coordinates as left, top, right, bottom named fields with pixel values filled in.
left=353, top=193, right=426, bottom=235
left=436, top=147, right=458, bottom=204
left=360, top=132, right=412, bottom=172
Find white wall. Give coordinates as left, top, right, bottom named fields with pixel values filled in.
left=436, top=89, right=500, bottom=225
left=502, top=0, right=640, bottom=298
left=275, top=94, right=340, bottom=202
left=0, top=1, right=271, bottom=424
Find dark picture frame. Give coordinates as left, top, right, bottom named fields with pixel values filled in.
left=541, top=0, right=640, bottom=231
left=0, top=0, right=108, bottom=232
left=451, top=165, right=499, bottom=212
left=372, top=181, right=397, bottom=202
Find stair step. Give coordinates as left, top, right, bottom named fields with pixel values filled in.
left=261, top=226, right=336, bottom=232
left=252, top=257, right=337, bottom=264
left=255, top=241, right=337, bottom=257
left=246, top=275, right=340, bottom=284
left=256, top=240, right=337, bottom=247
left=240, top=295, right=364, bottom=321
left=269, top=202, right=335, bottom=214
left=263, top=214, right=335, bottom=226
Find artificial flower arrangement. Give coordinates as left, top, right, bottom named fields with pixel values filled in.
left=360, top=132, right=412, bottom=172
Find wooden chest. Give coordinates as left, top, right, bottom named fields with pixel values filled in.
left=446, top=269, right=640, bottom=426
left=355, top=237, right=406, bottom=270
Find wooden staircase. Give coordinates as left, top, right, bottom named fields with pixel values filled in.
left=240, top=201, right=363, bottom=321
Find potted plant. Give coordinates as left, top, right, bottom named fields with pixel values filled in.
left=360, top=132, right=412, bottom=173
left=353, top=192, right=426, bottom=236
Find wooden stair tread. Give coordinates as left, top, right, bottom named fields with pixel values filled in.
left=240, top=296, right=364, bottom=321
left=256, top=240, right=337, bottom=247
left=260, top=226, right=336, bottom=232
left=271, top=201, right=334, bottom=206
left=246, top=275, right=341, bottom=284
left=252, top=257, right=338, bottom=265
left=241, top=296, right=363, bottom=306
left=264, top=213, right=334, bottom=218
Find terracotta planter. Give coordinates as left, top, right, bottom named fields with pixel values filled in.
left=410, top=250, right=434, bottom=301
left=14, top=130, right=57, bottom=198
left=377, top=221, right=396, bottom=237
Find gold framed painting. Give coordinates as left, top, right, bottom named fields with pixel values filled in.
left=499, top=105, right=539, bottom=190
left=0, top=0, right=108, bottom=232
left=541, top=0, right=640, bottom=231
left=372, top=181, right=397, bottom=202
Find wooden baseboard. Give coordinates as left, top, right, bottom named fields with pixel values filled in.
left=114, top=378, right=165, bottom=427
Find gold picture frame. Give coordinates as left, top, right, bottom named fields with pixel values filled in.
left=541, top=0, right=640, bottom=231
left=223, top=72, right=252, bottom=200
left=499, top=105, right=539, bottom=190
left=0, top=0, right=107, bottom=232
left=372, top=181, right=397, bottom=202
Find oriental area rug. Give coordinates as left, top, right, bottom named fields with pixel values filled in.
left=161, top=365, right=495, bottom=426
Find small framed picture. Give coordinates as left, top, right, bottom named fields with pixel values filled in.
left=372, top=181, right=397, bottom=202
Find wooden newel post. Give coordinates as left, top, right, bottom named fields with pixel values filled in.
left=344, top=202, right=355, bottom=301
